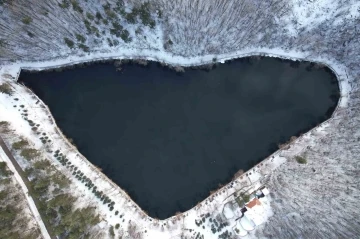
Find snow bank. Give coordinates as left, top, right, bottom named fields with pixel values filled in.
left=0, top=47, right=352, bottom=239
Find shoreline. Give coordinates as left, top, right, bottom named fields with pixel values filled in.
left=1, top=47, right=350, bottom=108
left=18, top=54, right=341, bottom=218
left=0, top=48, right=352, bottom=237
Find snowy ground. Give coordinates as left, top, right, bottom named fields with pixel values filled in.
left=0, top=145, right=51, bottom=239
left=0, top=149, right=42, bottom=239
left=0, top=46, right=352, bottom=238
left=0, top=0, right=359, bottom=238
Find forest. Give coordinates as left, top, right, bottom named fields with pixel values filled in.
left=0, top=0, right=359, bottom=238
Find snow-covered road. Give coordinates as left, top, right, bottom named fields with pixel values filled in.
left=0, top=140, right=51, bottom=239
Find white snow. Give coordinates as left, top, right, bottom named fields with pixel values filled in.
left=0, top=0, right=358, bottom=236
left=261, top=187, right=270, bottom=196
left=245, top=198, right=271, bottom=226
left=291, top=0, right=338, bottom=27
left=234, top=221, right=248, bottom=236
left=0, top=145, right=51, bottom=239
left=0, top=44, right=352, bottom=238
left=240, top=216, right=255, bottom=231
left=223, top=203, right=235, bottom=219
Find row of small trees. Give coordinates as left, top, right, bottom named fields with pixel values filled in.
left=53, top=149, right=119, bottom=211
left=11, top=135, right=101, bottom=238
left=6, top=97, right=104, bottom=237
left=10, top=91, right=127, bottom=236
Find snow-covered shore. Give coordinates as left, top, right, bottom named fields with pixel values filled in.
left=1, top=0, right=359, bottom=237
left=0, top=47, right=352, bottom=238
left=1, top=48, right=352, bottom=110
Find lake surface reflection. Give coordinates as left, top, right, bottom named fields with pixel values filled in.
left=19, top=57, right=339, bottom=219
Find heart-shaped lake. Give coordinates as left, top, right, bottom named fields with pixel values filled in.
left=19, top=57, right=339, bottom=219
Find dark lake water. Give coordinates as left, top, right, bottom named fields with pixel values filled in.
left=19, top=57, right=339, bottom=219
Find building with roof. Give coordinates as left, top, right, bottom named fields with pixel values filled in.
left=246, top=198, right=261, bottom=209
